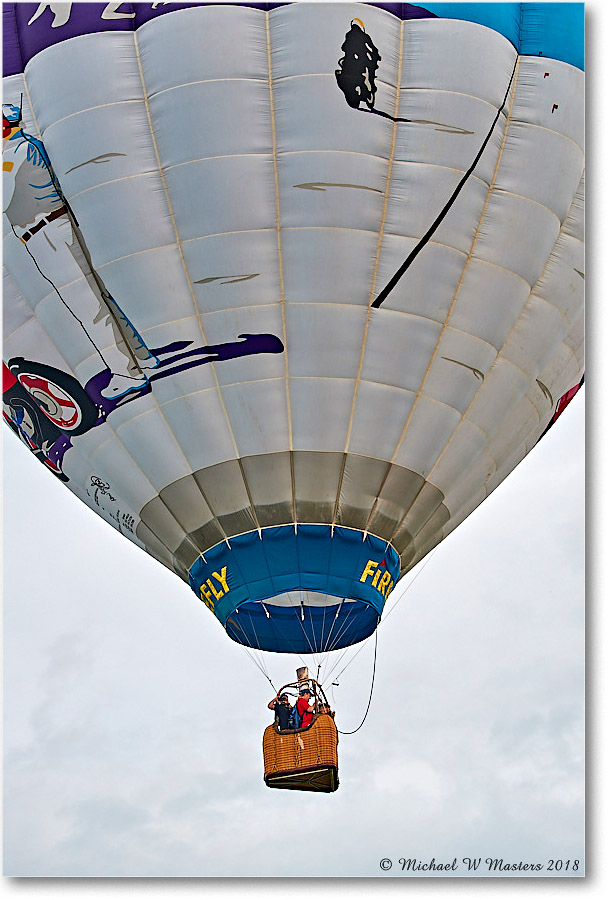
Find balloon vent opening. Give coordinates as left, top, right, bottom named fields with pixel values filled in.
left=188, top=524, right=400, bottom=653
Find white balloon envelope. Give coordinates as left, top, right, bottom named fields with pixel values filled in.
left=2, top=2, right=584, bottom=653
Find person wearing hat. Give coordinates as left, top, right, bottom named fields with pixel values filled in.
left=296, top=687, right=315, bottom=729
left=267, top=692, right=292, bottom=731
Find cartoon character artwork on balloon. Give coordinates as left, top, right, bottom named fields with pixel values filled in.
left=3, top=2, right=584, bottom=658
left=2, top=100, right=284, bottom=479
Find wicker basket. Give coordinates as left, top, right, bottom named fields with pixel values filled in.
left=263, top=712, right=339, bottom=792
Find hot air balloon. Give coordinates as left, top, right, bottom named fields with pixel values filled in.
left=3, top=0, right=584, bottom=673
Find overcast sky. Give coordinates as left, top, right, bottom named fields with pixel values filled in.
left=3, top=382, right=586, bottom=884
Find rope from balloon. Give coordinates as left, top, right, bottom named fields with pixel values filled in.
left=337, top=629, right=378, bottom=736
left=324, top=547, right=439, bottom=732
left=240, top=539, right=437, bottom=728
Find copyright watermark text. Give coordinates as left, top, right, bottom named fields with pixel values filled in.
left=378, top=857, right=581, bottom=874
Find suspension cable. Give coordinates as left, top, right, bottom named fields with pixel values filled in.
left=337, top=629, right=378, bottom=735
left=380, top=547, right=438, bottom=624
left=243, top=548, right=437, bottom=708
left=241, top=646, right=278, bottom=693
left=330, top=547, right=438, bottom=685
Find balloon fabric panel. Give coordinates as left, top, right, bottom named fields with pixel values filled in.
left=3, top=3, right=584, bottom=653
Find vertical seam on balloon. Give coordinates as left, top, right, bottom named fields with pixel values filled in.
left=437, top=174, right=585, bottom=500
left=365, top=55, right=519, bottom=546
left=16, top=73, right=205, bottom=565
left=422, top=57, right=522, bottom=485
left=8, top=77, right=85, bottom=377
left=15, top=79, right=114, bottom=373
left=266, top=11, right=296, bottom=525
left=332, top=17, right=406, bottom=529
left=367, top=21, right=405, bottom=307
left=237, top=457, right=262, bottom=536
left=132, top=31, right=237, bottom=545
left=21, top=74, right=41, bottom=139
left=383, top=56, right=521, bottom=553
left=18, top=69, right=200, bottom=560
left=21, top=78, right=166, bottom=382
left=483, top=175, right=585, bottom=433
left=132, top=30, right=239, bottom=458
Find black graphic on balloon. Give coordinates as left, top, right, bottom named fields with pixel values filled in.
left=8, top=357, right=98, bottom=435
left=335, top=19, right=381, bottom=110
left=3, top=333, right=285, bottom=481
left=2, top=363, right=69, bottom=479
left=335, top=20, right=473, bottom=132
left=371, top=61, right=517, bottom=308
left=334, top=21, right=516, bottom=308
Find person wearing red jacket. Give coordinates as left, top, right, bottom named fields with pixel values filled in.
left=296, top=688, right=315, bottom=728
